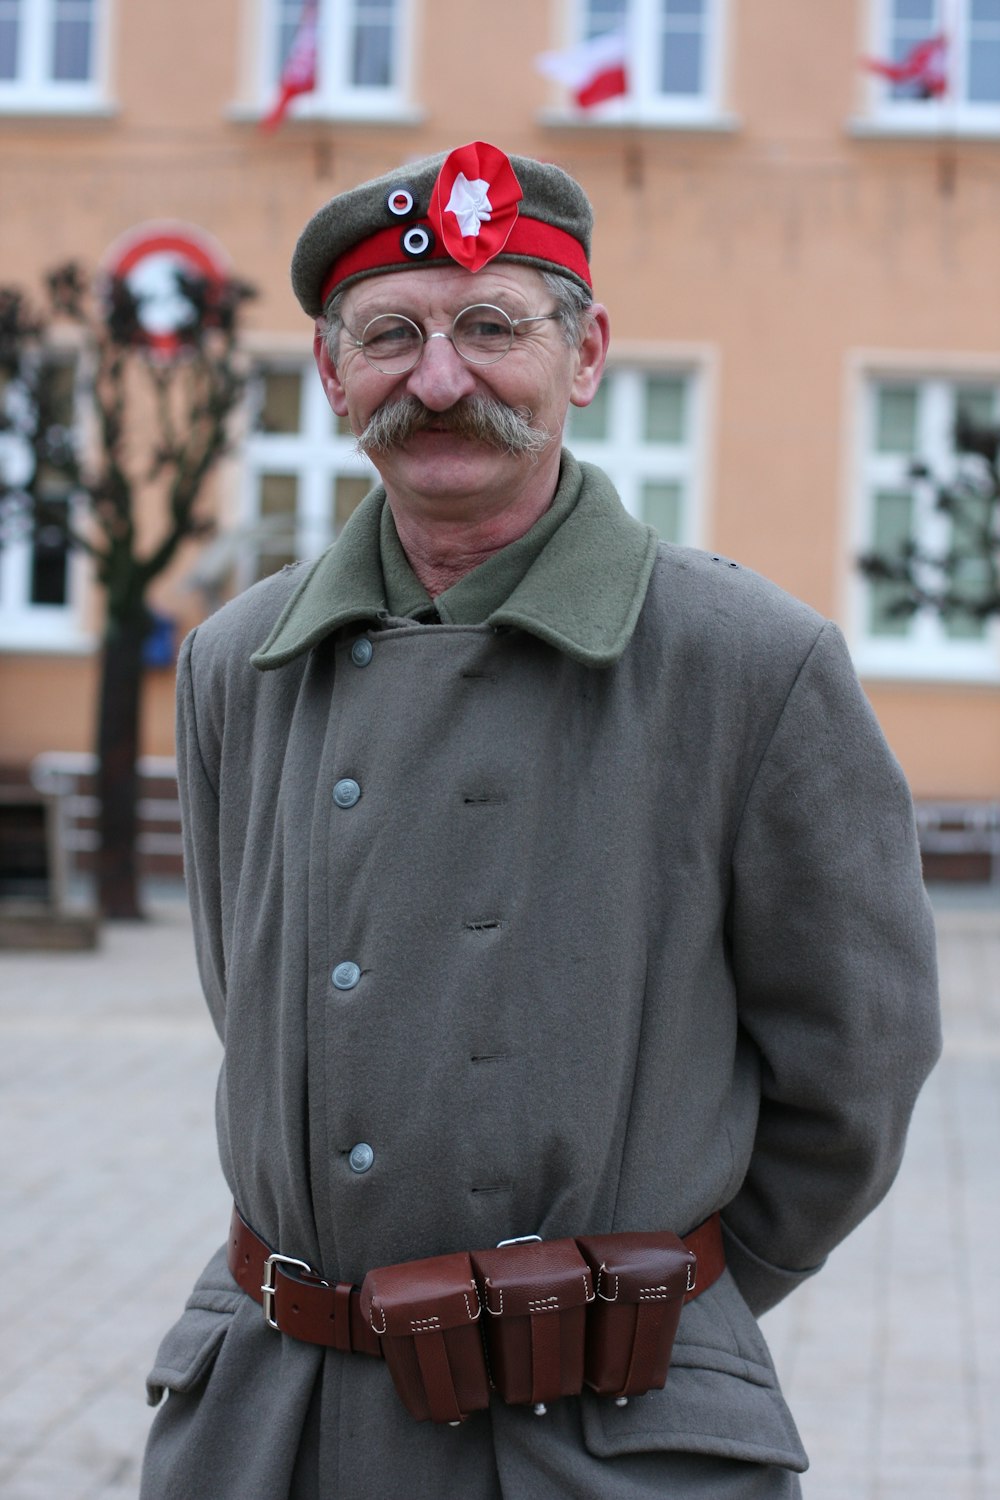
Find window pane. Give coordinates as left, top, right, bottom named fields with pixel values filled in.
left=971, top=0, right=1000, bottom=21
left=658, top=0, right=703, bottom=96
left=869, top=490, right=914, bottom=636
left=566, top=380, right=609, bottom=441
left=892, top=0, right=935, bottom=21
left=352, top=24, right=391, bottom=85
left=584, top=0, right=627, bottom=40
left=255, top=370, right=302, bottom=433
left=644, top=376, right=686, bottom=442
left=352, top=0, right=395, bottom=86
left=660, top=31, right=701, bottom=93
left=967, top=36, right=1000, bottom=101
left=955, top=386, right=995, bottom=428
left=333, top=474, right=371, bottom=532
left=276, top=0, right=302, bottom=74
left=31, top=503, right=69, bottom=606
left=256, top=473, right=298, bottom=580
left=0, top=0, right=19, bottom=79
left=52, top=0, right=93, bottom=82
left=875, top=386, right=918, bottom=454
left=45, top=360, right=77, bottom=427
left=641, top=480, right=682, bottom=541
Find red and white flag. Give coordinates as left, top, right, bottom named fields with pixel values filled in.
left=536, top=32, right=629, bottom=109
left=862, top=33, right=948, bottom=98
left=262, top=0, right=319, bottom=130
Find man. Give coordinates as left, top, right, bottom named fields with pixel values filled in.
left=141, top=142, right=940, bottom=1499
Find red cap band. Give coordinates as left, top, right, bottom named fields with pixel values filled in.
left=321, top=216, right=592, bottom=307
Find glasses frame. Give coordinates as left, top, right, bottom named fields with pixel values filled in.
left=346, top=303, right=561, bottom=375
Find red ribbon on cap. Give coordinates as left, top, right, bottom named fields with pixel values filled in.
left=427, top=142, right=523, bottom=273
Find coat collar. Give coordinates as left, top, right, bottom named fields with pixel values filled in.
left=250, top=451, right=658, bottom=671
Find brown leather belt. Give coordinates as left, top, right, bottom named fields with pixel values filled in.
left=227, top=1204, right=726, bottom=1354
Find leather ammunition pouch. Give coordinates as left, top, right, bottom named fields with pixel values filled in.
left=576, top=1230, right=696, bottom=1399
left=470, top=1238, right=593, bottom=1411
left=359, top=1251, right=491, bottom=1424
left=228, top=1204, right=725, bottom=1425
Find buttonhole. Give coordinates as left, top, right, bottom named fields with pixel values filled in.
left=462, top=793, right=506, bottom=806
left=460, top=670, right=497, bottom=682
left=470, top=1052, right=510, bottom=1065
left=464, top=919, right=504, bottom=933
left=470, top=1183, right=509, bottom=1195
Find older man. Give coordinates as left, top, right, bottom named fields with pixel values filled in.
left=141, top=143, right=940, bottom=1500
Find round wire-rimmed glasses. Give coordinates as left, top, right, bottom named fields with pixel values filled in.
left=347, top=304, right=560, bottom=375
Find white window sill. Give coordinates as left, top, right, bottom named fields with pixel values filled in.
left=0, top=626, right=95, bottom=654
left=847, top=114, right=1000, bottom=142
left=540, top=105, right=739, bottom=133
left=0, top=97, right=117, bottom=119
left=226, top=101, right=425, bottom=128
left=853, top=647, right=1000, bottom=685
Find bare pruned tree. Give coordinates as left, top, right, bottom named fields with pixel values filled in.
left=0, top=262, right=256, bottom=918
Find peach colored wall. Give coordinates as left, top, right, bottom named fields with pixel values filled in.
left=1, top=0, right=998, bottom=795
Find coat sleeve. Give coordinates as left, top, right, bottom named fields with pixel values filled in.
left=175, top=627, right=228, bottom=1039
left=723, top=620, right=941, bottom=1315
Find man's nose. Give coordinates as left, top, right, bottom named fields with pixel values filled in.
left=404, top=333, right=478, bottom=411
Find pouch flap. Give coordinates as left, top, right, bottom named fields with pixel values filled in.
left=576, top=1230, right=695, bottom=1304
left=145, top=1305, right=233, bottom=1406
left=471, top=1238, right=593, bottom=1318
left=360, top=1251, right=481, bottom=1338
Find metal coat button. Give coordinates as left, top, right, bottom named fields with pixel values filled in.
left=349, top=1143, right=374, bottom=1174
left=332, top=961, right=361, bottom=991
left=351, top=637, right=373, bottom=667
left=333, top=778, right=361, bottom=809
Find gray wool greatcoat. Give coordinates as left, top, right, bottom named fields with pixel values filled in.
left=141, top=454, right=940, bottom=1500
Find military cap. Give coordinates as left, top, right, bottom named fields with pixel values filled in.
left=291, top=140, right=593, bottom=318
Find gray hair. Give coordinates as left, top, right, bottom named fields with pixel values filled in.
left=319, top=271, right=594, bottom=366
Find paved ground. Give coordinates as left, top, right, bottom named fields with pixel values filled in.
left=1, top=885, right=997, bottom=1499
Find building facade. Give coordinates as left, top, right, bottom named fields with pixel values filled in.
left=1, top=0, right=999, bottom=806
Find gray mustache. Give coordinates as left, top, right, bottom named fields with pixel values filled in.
left=357, top=394, right=551, bottom=459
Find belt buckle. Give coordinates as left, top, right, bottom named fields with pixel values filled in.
left=261, top=1252, right=316, bottom=1331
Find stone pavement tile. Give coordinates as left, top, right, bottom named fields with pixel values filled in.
left=3, top=891, right=998, bottom=1497
left=874, top=1485, right=991, bottom=1500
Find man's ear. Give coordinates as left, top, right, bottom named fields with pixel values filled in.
left=314, top=321, right=350, bottom=418
left=570, top=304, right=611, bottom=410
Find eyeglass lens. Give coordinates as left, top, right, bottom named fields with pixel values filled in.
left=359, top=305, right=516, bottom=374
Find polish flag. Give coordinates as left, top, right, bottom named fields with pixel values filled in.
left=536, top=32, right=629, bottom=109
left=262, top=0, right=319, bottom=130
left=862, top=33, right=949, bottom=98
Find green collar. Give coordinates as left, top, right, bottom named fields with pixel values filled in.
left=250, top=451, right=658, bottom=671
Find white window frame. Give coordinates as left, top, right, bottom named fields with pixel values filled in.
left=239, top=352, right=377, bottom=592
left=0, top=499, right=90, bottom=652
left=861, top=0, right=1000, bottom=136
left=253, top=0, right=413, bottom=123
left=0, top=0, right=110, bottom=115
left=564, top=357, right=709, bottom=547
left=847, top=362, right=1000, bottom=683
left=545, top=0, right=728, bottom=127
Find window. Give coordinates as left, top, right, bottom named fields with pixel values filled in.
left=260, top=0, right=409, bottom=120
left=867, top=0, right=1000, bottom=129
left=564, top=367, right=704, bottom=543
left=241, top=360, right=377, bottom=587
left=0, top=0, right=104, bottom=111
left=854, top=375, right=1000, bottom=680
left=0, top=358, right=85, bottom=650
left=568, top=0, right=725, bottom=122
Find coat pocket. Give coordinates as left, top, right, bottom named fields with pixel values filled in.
left=579, top=1273, right=808, bottom=1473
left=145, top=1244, right=243, bottom=1407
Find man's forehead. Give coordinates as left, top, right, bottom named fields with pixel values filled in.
left=343, top=264, right=547, bottom=320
